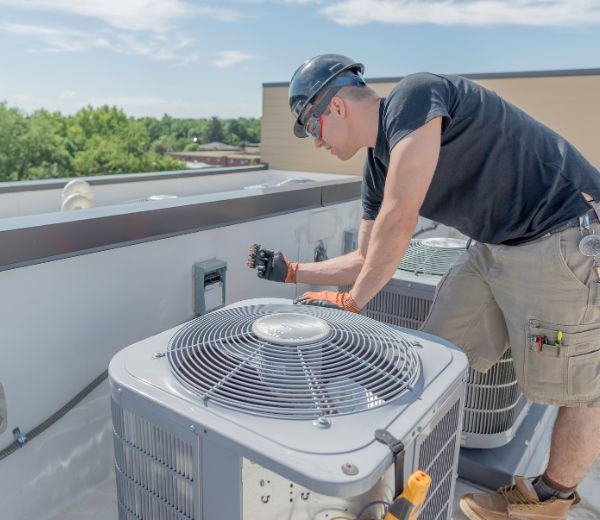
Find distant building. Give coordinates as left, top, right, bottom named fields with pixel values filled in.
left=169, top=144, right=261, bottom=169
left=199, top=142, right=243, bottom=152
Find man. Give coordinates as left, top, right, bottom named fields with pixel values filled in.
left=247, top=54, right=600, bottom=519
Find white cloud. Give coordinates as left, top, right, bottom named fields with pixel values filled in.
left=321, top=0, right=600, bottom=27
left=0, top=0, right=241, bottom=64
left=113, top=33, right=203, bottom=64
left=0, top=0, right=241, bottom=32
left=280, top=0, right=320, bottom=4
left=1, top=22, right=202, bottom=64
left=2, top=23, right=112, bottom=52
left=224, top=0, right=320, bottom=4
left=212, top=50, right=257, bottom=69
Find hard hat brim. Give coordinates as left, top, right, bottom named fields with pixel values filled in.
left=293, top=120, right=308, bottom=138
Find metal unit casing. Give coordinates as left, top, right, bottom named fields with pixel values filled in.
left=109, top=298, right=468, bottom=520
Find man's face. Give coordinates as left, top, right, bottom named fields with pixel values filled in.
left=309, top=97, right=359, bottom=161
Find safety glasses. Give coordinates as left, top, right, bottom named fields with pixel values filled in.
left=301, top=89, right=334, bottom=139
left=304, top=114, right=324, bottom=139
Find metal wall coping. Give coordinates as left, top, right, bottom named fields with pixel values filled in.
left=0, top=177, right=361, bottom=272
left=263, top=67, right=600, bottom=88
left=0, top=164, right=268, bottom=194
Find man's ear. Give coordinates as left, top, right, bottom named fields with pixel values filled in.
left=330, top=96, right=347, bottom=118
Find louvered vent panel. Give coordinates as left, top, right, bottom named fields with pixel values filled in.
left=400, top=238, right=467, bottom=276
left=463, top=350, right=530, bottom=436
left=365, top=291, right=432, bottom=329
left=112, top=401, right=196, bottom=520
left=416, top=399, right=462, bottom=520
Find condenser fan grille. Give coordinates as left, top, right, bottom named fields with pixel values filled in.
left=400, top=238, right=467, bottom=276
left=167, top=304, right=421, bottom=419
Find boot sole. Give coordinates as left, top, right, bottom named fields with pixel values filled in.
left=459, top=498, right=488, bottom=520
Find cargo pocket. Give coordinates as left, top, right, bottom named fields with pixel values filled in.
left=568, top=344, right=600, bottom=401
left=555, top=229, right=594, bottom=290
left=526, top=320, right=600, bottom=403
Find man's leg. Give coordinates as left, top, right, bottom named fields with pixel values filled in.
left=461, top=226, right=600, bottom=519
left=421, top=242, right=509, bottom=373
left=546, top=407, right=600, bottom=488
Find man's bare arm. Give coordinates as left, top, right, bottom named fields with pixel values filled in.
left=351, top=117, right=442, bottom=309
left=296, top=219, right=374, bottom=286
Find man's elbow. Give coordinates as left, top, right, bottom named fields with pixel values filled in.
left=354, top=248, right=367, bottom=266
left=379, top=209, right=419, bottom=237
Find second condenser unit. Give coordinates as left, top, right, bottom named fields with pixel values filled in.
left=346, top=234, right=531, bottom=449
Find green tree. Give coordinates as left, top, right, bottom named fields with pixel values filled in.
left=203, top=116, right=225, bottom=143
left=0, top=103, right=260, bottom=183
left=20, top=110, right=73, bottom=180
left=0, top=103, right=28, bottom=181
left=151, top=134, right=178, bottom=155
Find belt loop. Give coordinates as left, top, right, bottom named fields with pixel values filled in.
left=588, top=200, right=600, bottom=224
left=591, top=283, right=600, bottom=306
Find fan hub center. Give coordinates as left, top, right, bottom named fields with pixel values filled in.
left=252, top=313, right=331, bottom=345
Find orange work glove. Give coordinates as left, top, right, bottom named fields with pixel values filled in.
left=294, top=291, right=361, bottom=313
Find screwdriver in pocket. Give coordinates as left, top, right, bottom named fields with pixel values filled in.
left=554, top=330, right=564, bottom=355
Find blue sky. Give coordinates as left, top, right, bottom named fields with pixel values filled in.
left=1, top=0, right=599, bottom=119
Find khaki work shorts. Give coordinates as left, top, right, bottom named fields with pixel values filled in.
left=421, top=223, right=600, bottom=407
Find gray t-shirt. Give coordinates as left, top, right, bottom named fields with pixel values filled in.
left=362, top=73, right=600, bottom=245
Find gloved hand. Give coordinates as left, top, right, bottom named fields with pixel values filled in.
left=247, top=244, right=298, bottom=283
left=294, top=291, right=361, bottom=313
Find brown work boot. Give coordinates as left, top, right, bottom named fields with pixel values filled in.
left=459, top=476, right=580, bottom=520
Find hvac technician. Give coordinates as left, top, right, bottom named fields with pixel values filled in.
left=248, top=54, right=600, bottom=520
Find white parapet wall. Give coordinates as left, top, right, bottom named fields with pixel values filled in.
left=0, top=170, right=362, bottom=520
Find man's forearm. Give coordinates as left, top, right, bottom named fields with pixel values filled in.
left=351, top=215, right=415, bottom=309
left=296, top=250, right=364, bottom=286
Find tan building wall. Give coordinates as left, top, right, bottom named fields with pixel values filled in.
left=261, top=70, right=600, bottom=175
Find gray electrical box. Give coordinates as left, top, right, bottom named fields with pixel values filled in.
left=343, top=228, right=359, bottom=254
left=193, top=259, right=227, bottom=315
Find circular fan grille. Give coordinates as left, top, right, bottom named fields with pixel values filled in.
left=167, top=304, right=421, bottom=419
left=400, top=238, right=468, bottom=276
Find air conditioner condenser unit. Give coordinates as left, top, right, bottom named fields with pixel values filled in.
left=109, top=298, right=468, bottom=520
left=360, top=238, right=531, bottom=449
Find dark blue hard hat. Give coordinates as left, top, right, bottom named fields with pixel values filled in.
left=289, top=54, right=365, bottom=138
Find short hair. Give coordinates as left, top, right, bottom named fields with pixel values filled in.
left=337, top=85, right=378, bottom=102
left=305, top=75, right=376, bottom=121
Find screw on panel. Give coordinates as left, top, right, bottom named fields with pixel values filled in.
left=12, top=428, right=27, bottom=446
left=153, top=352, right=165, bottom=359
left=313, top=416, right=331, bottom=429
left=341, top=462, right=359, bottom=475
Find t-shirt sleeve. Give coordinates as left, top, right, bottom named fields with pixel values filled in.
left=361, top=150, right=383, bottom=221
left=384, top=73, right=452, bottom=151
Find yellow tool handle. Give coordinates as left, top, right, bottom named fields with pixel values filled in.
left=384, top=470, right=432, bottom=520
